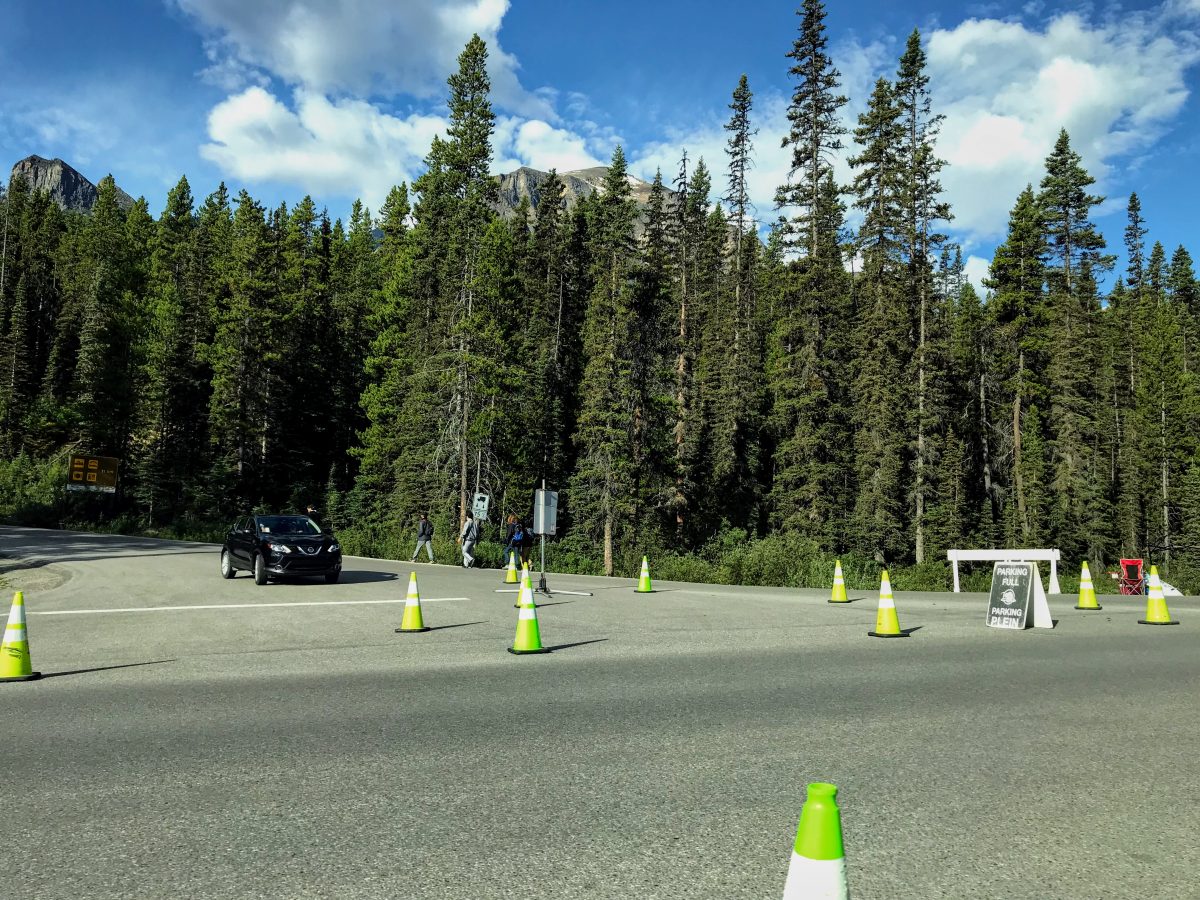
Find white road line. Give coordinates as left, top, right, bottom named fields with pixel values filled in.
left=29, top=598, right=472, bottom=615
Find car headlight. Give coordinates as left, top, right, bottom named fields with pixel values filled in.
left=329, top=543, right=340, bottom=553
left=267, top=542, right=292, bottom=553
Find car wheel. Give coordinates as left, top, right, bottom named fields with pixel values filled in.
left=254, top=554, right=269, bottom=585
left=220, top=549, right=235, bottom=579
left=324, top=568, right=341, bottom=584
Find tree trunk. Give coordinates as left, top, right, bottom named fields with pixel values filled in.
left=915, top=277, right=926, bottom=564
left=1162, top=380, right=1170, bottom=571
left=980, top=372, right=995, bottom=523
left=603, top=510, right=613, bottom=577
left=1013, top=352, right=1028, bottom=541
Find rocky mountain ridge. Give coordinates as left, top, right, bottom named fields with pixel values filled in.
left=7, top=155, right=134, bottom=213
left=493, top=165, right=660, bottom=220
left=6, top=154, right=656, bottom=222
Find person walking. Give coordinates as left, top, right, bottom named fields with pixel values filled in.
left=459, top=511, right=480, bottom=568
left=411, top=513, right=435, bottom=563
left=503, top=514, right=522, bottom=566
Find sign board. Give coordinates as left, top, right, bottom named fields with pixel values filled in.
left=66, top=455, right=119, bottom=493
left=533, top=489, right=558, bottom=536
left=471, top=492, right=490, bottom=522
left=986, top=561, right=1053, bottom=629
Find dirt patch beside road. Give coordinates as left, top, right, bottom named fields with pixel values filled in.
left=0, top=554, right=71, bottom=594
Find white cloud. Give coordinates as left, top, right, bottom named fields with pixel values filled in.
left=493, top=117, right=604, bottom=174
left=199, top=88, right=608, bottom=211
left=183, top=0, right=619, bottom=212
left=174, top=0, right=552, bottom=118
left=200, top=87, right=446, bottom=211
left=963, top=254, right=991, bottom=295
left=928, top=10, right=1200, bottom=239
left=628, top=93, right=795, bottom=228
left=621, top=4, right=1200, bottom=249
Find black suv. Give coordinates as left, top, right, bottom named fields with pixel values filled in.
left=221, top=514, right=342, bottom=584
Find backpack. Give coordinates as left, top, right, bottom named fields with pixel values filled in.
left=513, top=524, right=524, bottom=543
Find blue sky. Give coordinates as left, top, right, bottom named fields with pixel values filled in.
left=3, top=0, right=1199, bottom=285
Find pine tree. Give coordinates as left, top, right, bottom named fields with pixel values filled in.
left=570, top=146, right=641, bottom=574
left=769, top=2, right=854, bottom=544
left=985, top=186, right=1049, bottom=545
left=132, top=176, right=200, bottom=522
left=208, top=190, right=274, bottom=504
left=67, top=176, right=140, bottom=456
left=776, top=0, right=847, bottom=255
left=895, top=29, right=952, bottom=562
left=355, top=35, right=501, bottom=529
left=849, top=77, right=907, bottom=562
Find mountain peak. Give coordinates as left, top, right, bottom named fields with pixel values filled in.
left=493, top=164, right=660, bottom=223
left=8, top=155, right=134, bottom=213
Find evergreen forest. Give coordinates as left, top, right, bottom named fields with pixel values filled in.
left=3, top=4, right=1200, bottom=591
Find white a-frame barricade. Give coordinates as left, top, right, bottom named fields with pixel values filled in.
left=986, top=561, right=1054, bottom=630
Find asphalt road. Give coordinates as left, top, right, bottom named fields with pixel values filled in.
left=2, top=525, right=1197, bottom=899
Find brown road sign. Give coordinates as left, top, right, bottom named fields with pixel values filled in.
left=67, top=455, right=120, bottom=493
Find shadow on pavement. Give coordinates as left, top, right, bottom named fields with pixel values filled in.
left=900, top=626, right=923, bottom=635
left=335, top=570, right=401, bottom=584
left=39, top=659, right=176, bottom=679
left=531, top=600, right=574, bottom=608
left=422, top=621, right=487, bottom=632
left=544, top=638, right=608, bottom=653
left=265, top=570, right=400, bottom=585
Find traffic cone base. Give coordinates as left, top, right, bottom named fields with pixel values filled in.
left=1, top=591, right=41, bottom=682
left=829, top=559, right=849, bottom=603
left=396, top=572, right=431, bottom=633
left=1074, top=603, right=1103, bottom=610
left=1138, top=618, right=1180, bottom=625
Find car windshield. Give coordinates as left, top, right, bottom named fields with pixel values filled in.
left=257, top=516, right=322, bottom=536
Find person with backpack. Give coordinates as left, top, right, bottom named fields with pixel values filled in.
left=458, top=511, right=480, bottom=568
left=411, top=513, right=435, bottom=563
left=504, top=514, right=524, bottom=566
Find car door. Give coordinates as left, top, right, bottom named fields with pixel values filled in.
left=231, top=518, right=251, bottom=566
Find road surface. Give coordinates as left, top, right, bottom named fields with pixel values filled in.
left=2, top=525, right=1197, bottom=899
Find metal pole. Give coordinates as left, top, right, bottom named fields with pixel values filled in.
left=538, top=478, right=548, bottom=592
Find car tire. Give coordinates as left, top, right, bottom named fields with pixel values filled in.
left=253, top=554, right=269, bottom=585
left=220, top=549, right=235, bottom=579
left=324, top=568, right=341, bottom=584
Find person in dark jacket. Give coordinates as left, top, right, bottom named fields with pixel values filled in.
left=519, top=519, right=535, bottom=565
left=503, top=514, right=522, bottom=566
left=411, top=513, right=435, bottom=563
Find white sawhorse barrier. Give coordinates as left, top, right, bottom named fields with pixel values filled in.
left=948, top=548, right=1062, bottom=594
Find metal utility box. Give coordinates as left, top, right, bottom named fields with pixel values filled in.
left=533, top=489, right=558, bottom=535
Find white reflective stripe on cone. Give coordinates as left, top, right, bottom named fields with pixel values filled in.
left=3, top=629, right=26, bottom=643
left=6, top=607, right=25, bottom=627
left=782, top=853, right=847, bottom=900
left=405, top=597, right=421, bottom=605
left=518, top=606, right=537, bottom=620
left=877, top=595, right=895, bottom=608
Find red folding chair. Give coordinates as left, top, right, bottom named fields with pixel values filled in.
left=1118, top=558, right=1144, bottom=595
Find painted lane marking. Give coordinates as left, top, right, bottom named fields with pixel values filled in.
left=29, top=598, right=472, bottom=615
